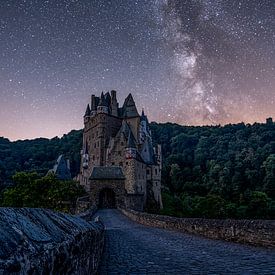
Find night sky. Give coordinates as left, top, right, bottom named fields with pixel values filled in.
left=1, top=0, right=274, bottom=140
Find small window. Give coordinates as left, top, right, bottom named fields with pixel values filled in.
left=118, top=151, right=121, bottom=156
left=147, top=170, right=150, bottom=175
left=121, top=142, right=124, bottom=146
left=126, top=162, right=128, bottom=165
left=155, top=169, right=158, bottom=175
left=112, top=162, right=115, bottom=166
left=119, top=162, right=123, bottom=167
left=94, top=143, right=96, bottom=148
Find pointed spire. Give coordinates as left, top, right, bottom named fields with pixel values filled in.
left=140, top=108, right=148, bottom=123
left=84, top=104, right=91, bottom=117
left=105, top=91, right=111, bottom=106
left=98, top=92, right=108, bottom=106
left=122, top=93, right=139, bottom=117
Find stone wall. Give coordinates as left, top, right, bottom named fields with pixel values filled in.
left=125, top=194, right=144, bottom=211
left=90, top=179, right=126, bottom=208
left=75, top=195, right=92, bottom=214
left=121, top=209, right=275, bottom=248
left=0, top=208, right=104, bottom=274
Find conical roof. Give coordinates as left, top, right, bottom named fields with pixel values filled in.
left=84, top=104, right=91, bottom=116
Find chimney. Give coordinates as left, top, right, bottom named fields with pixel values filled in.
left=91, top=95, right=96, bottom=111
left=110, top=90, right=118, bottom=116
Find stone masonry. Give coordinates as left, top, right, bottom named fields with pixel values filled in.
left=0, top=208, right=104, bottom=274
left=121, top=208, right=275, bottom=248
left=78, top=91, right=162, bottom=211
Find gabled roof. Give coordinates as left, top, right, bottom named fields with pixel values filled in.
left=48, top=155, right=71, bottom=180
left=117, top=120, right=130, bottom=139
left=116, top=121, right=137, bottom=148
left=90, top=166, right=125, bottom=180
left=127, top=131, right=136, bottom=149
left=121, top=93, right=139, bottom=117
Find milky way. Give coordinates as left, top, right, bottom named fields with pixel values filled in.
left=0, top=0, right=274, bottom=140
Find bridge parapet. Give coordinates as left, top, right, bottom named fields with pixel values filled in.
left=121, top=209, right=275, bottom=248
left=0, top=208, right=104, bottom=274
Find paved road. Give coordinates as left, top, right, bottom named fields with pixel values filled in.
left=98, top=209, right=275, bottom=275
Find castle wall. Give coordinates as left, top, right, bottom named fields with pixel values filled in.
left=79, top=92, right=163, bottom=211
left=80, top=113, right=122, bottom=187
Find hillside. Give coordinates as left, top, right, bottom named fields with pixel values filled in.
left=0, top=122, right=274, bottom=218
left=0, top=130, right=83, bottom=189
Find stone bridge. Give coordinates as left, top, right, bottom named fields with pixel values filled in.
left=0, top=208, right=274, bottom=274
left=98, top=209, right=275, bottom=274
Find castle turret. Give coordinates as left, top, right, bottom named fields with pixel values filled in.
left=79, top=90, right=162, bottom=211
left=91, top=95, right=97, bottom=116
left=82, top=140, right=89, bottom=169
left=111, top=90, right=118, bottom=116
left=125, top=131, right=137, bottom=159
left=97, top=92, right=109, bottom=114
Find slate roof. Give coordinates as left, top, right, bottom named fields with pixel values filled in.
left=48, top=155, right=71, bottom=180
left=84, top=104, right=91, bottom=116
left=127, top=131, right=136, bottom=149
left=121, top=93, right=139, bottom=117
left=90, top=166, right=125, bottom=180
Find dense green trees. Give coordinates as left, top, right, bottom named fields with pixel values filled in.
left=150, top=122, right=275, bottom=219
left=1, top=172, right=85, bottom=212
left=0, top=129, right=82, bottom=189
left=0, top=121, right=274, bottom=218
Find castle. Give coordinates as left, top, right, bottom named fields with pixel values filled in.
left=78, top=91, right=162, bottom=211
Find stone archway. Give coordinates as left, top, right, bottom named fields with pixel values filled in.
left=99, top=188, right=116, bottom=209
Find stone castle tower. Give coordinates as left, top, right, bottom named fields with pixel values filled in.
left=78, top=91, right=162, bottom=211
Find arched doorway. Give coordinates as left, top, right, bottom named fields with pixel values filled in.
left=99, top=188, right=116, bottom=208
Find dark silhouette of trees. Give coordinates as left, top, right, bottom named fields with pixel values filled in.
left=0, top=121, right=274, bottom=218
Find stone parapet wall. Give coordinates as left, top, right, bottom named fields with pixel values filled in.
left=0, top=208, right=104, bottom=274
left=121, top=209, right=275, bottom=248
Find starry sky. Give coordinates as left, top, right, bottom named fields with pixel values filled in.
left=1, top=0, right=274, bottom=140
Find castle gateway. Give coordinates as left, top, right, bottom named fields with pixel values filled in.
left=78, top=91, right=162, bottom=211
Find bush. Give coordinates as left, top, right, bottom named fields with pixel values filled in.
left=1, top=172, right=86, bottom=213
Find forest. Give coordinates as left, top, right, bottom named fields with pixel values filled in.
left=0, top=121, right=274, bottom=218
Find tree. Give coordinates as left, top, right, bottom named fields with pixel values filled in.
left=246, top=192, right=270, bottom=219
left=2, top=172, right=85, bottom=212
left=263, top=154, right=275, bottom=198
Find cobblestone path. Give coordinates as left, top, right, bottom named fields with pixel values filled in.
left=98, top=209, right=275, bottom=275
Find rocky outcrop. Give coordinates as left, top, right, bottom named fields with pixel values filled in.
left=121, top=209, right=275, bottom=248
left=0, top=208, right=104, bottom=274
